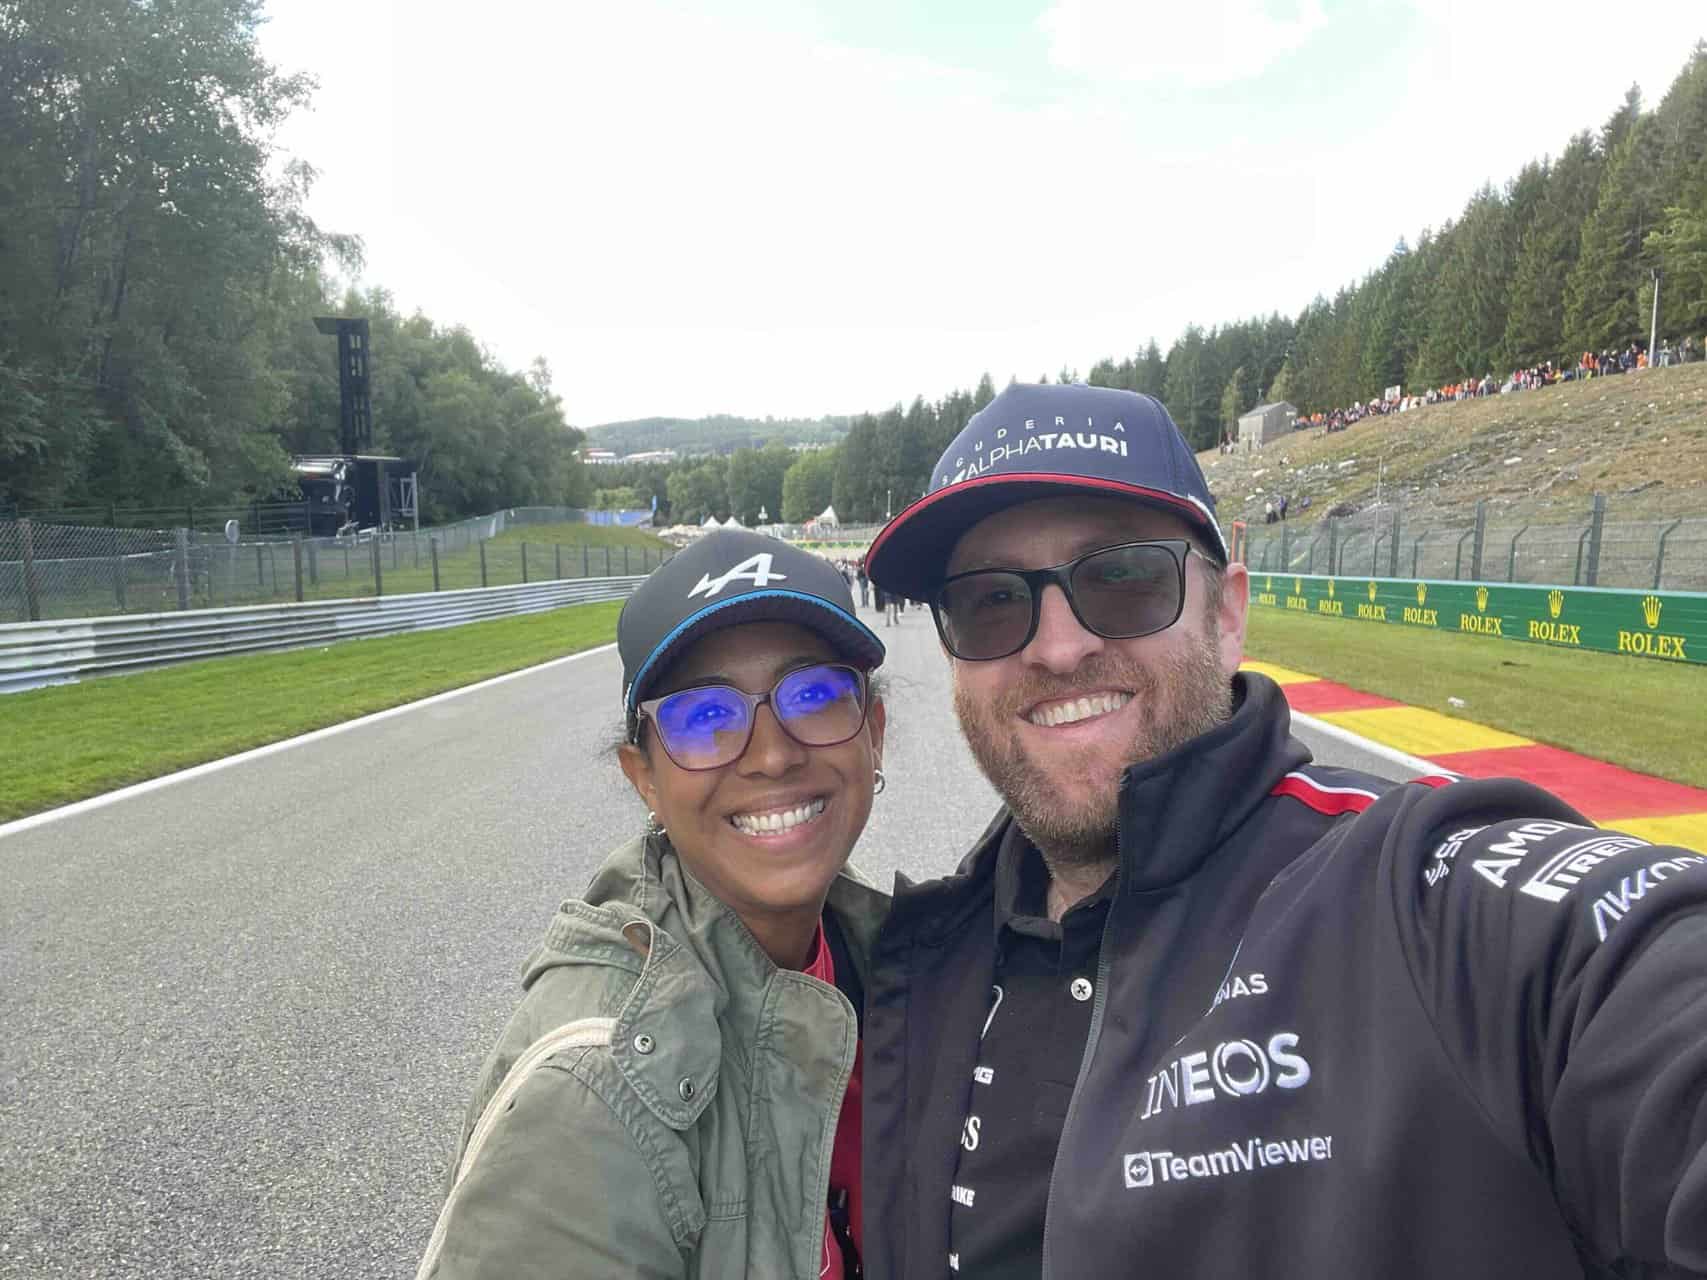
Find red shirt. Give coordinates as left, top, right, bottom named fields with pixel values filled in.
left=803, top=920, right=863, bottom=1278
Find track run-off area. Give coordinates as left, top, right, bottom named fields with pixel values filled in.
left=0, top=613, right=1422, bottom=1280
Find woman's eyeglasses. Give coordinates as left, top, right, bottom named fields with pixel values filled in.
left=635, top=663, right=871, bottom=771
left=931, top=539, right=1205, bottom=662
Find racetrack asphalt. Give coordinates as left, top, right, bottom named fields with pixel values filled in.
left=0, top=605, right=1416, bottom=1279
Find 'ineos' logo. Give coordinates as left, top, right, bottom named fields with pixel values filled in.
left=689, top=553, right=787, bottom=598
left=1140, top=1031, right=1311, bottom=1121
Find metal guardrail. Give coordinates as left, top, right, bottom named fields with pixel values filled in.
left=0, top=576, right=644, bottom=694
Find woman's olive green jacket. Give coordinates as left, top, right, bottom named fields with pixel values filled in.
left=418, top=833, right=889, bottom=1279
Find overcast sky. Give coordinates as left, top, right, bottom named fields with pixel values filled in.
left=257, top=1, right=1705, bottom=428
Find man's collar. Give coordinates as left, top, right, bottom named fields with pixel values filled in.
left=1110, top=671, right=1308, bottom=892
left=992, top=823, right=1115, bottom=944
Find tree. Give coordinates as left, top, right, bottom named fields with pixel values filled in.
left=0, top=0, right=319, bottom=510
left=781, top=448, right=838, bottom=522
left=666, top=461, right=728, bottom=524
left=1564, top=120, right=1666, bottom=352
left=1502, top=134, right=1602, bottom=366
left=1645, top=191, right=1707, bottom=340
left=1219, top=366, right=1246, bottom=442
left=725, top=441, right=793, bottom=524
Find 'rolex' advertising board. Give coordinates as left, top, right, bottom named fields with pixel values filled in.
left=1249, top=575, right=1706, bottom=666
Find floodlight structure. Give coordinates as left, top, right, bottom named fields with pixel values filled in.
left=314, top=316, right=373, bottom=455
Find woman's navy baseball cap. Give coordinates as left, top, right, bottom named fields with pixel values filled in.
left=619, top=530, right=884, bottom=733
left=864, top=383, right=1229, bottom=599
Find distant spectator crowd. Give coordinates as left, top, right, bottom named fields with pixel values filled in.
left=1260, top=334, right=1704, bottom=447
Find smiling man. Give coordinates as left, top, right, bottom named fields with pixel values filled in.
left=859, top=382, right=1707, bottom=1279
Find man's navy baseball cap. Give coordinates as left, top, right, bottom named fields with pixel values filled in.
left=619, top=530, right=884, bottom=734
left=864, top=382, right=1229, bottom=599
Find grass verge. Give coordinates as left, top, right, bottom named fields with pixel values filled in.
left=1245, top=607, right=1707, bottom=788
left=0, top=601, right=622, bottom=823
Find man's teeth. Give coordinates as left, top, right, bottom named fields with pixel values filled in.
left=730, top=798, right=826, bottom=835
left=1028, top=692, right=1132, bottom=727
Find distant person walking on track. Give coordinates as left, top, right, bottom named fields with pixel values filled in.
left=859, top=381, right=1707, bottom=1280
left=421, top=530, right=888, bottom=1280
left=856, top=562, right=870, bottom=607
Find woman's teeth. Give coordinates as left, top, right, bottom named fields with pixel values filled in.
left=1028, top=692, right=1132, bottom=728
left=730, top=798, right=826, bottom=835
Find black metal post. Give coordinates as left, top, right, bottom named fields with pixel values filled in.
left=372, top=538, right=383, bottom=596
left=555, top=544, right=563, bottom=580
left=1585, top=493, right=1606, bottom=587
left=623, top=546, right=631, bottom=575
left=479, top=542, right=488, bottom=588
left=583, top=545, right=590, bottom=577
left=256, top=542, right=264, bottom=589
left=111, top=527, right=127, bottom=611
left=522, top=542, right=529, bottom=584
left=431, top=539, right=441, bottom=591
left=1389, top=507, right=1402, bottom=579
left=19, top=518, right=41, bottom=621
left=308, top=540, right=319, bottom=586
left=252, top=499, right=260, bottom=535
left=1470, top=500, right=1487, bottom=580
left=1453, top=528, right=1473, bottom=580
left=1654, top=517, right=1683, bottom=589
left=174, top=528, right=191, bottom=610
left=604, top=546, right=612, bottom=576
left=1507, top=527, right=1528, bottom=583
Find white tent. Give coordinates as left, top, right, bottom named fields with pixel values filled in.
left=813, top=504, right=840, bottom=527
left=701, top=514, right=720, bottom=528
left=722, top=515, right=744, bottom=528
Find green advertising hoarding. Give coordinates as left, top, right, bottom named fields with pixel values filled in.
left=1249, top=573, right=1707, bottom=666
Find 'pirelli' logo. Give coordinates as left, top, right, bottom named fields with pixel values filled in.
left=1518, top=835, right=1649, bottom=903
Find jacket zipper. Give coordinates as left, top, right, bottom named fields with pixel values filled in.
left=1039, top=827, right=1121, bottom=1280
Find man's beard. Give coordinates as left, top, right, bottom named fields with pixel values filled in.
left=952, top=631, right=1233, bottom=868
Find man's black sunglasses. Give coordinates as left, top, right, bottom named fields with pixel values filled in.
left=930, top=539, right=1209, bottom=661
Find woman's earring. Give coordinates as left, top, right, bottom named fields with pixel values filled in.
left=873, top=768, right=886, bottom=796
left=646, top=810, right=668, bottom=837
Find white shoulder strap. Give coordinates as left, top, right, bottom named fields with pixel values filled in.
left=415, top=1017, right=618, bottom=1279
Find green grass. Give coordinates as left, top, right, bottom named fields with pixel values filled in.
left=488, top=521, right=667, bottom=551
left=0, top=601, right=622, bottom=822
left=1245, top=606, right=1707, bottom=788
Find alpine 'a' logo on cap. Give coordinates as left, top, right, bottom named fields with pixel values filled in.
left=689, top=552, right=787, bottom=598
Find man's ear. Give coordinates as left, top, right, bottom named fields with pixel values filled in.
left=867, top=694, right=888, bottom=771
left=618, top=741, right=658, bottom=814
left=1216, top=561, right=1250, bottom=679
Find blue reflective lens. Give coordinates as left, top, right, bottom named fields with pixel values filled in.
left=654, top=685, right=752, bottom=766
left=774, top=664, right=864, bottom=740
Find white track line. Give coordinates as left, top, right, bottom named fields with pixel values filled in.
left=1290, top=710, right=1442, bottom=777
left=0, top=643, right=617, bottom=841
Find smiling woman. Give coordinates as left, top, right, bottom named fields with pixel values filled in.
left=420, top=531, right=888, bottom=1280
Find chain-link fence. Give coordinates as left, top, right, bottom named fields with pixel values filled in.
left=0, top=512, right=673, bottom=623
left=1239, top=498, right=1707, bottom=592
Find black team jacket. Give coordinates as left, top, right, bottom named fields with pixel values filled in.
left=862, top=672, right=1707, bottom=1278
